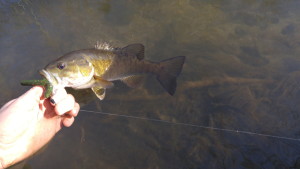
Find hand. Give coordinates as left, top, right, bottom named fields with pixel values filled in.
left=0, top=86, right=80, bottom=169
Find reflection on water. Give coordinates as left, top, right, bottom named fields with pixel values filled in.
left=2, top=0, right=300, bottom=168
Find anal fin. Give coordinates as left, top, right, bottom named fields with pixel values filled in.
left=92, top=87, right=106, bottom=100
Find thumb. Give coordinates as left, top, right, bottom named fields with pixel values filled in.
left=18, top=86, right=44, bottom=104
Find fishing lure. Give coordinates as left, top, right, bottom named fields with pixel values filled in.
left=20, top=78, right=53, bottom=98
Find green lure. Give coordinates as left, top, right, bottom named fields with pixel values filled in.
left=20, top=79, right=53, bottom=98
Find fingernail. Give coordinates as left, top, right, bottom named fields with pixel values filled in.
left=50, top=98, right=56, bottom=105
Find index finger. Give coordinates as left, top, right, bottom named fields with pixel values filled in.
left=17, top=86, right=44, bottom=105
left=54, top=94, right=75, bottom=116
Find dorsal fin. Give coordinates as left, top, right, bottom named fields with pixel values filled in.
left=122, top=43, right=145, bottom=60
left=94, top=41, right=114, bottom=51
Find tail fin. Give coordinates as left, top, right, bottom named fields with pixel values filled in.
left=157, top=56, right=185, bottom=95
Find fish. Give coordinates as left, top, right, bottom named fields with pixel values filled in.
left=39, top=42, right=185, bottom=100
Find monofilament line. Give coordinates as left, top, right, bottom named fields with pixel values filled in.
left=80, top=109, right=300, bottom=142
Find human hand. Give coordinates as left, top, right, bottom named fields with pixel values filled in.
left=0, top=86, right=80, bottom=169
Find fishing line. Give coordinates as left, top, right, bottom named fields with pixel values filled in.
left=80, top=109, right=300, bottom=142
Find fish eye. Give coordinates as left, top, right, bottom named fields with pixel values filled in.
left=57, top=62, right=66, bottom=70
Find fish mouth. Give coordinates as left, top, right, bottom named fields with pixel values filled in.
left=39, top=69, right=57, bottom=85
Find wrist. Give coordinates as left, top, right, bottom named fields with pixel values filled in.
left=0, top=145, right=6, bottom=169
left=0, top=144, right=24, bottom=169
left=0, top=138, right=29, bottom=169
left=0, top=147, right=8, bottom=169
left=0, top=160, right=3, bottom=169
left=0, top=151, right=6, bottom=169
left=0, top=137, right=12, bottom=169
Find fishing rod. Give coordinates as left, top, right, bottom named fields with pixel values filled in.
left=80, top=109, right=300, bottom=142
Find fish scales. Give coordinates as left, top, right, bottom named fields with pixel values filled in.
left=102, top=53, right=159, bottom=81
left=75, top=49, right=114, bottom=77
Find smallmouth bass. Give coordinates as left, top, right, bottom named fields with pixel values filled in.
left=39, top=43, right=185, bottom=100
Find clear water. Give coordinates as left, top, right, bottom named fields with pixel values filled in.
left=1, top=0, right=300, bottom=168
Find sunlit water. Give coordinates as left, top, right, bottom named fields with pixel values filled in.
left=1, top=0, right=300, bottom=168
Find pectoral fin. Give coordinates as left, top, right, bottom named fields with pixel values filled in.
left=121, top=75, right=144, bottom=88
left=92, top=87, right=106, bottom=100
left=93, top=75, right=114, bottom=88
